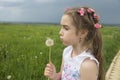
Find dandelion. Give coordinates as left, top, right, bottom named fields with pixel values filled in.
left=45, top=38, right=54, bottom=47
left=7, top=75, right=11, bottom=79
left=45, top=38, right=54, bottom=80
left=45, top=37, right=54, bottom=62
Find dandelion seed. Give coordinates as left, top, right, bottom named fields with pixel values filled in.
left=7, top=75, right=11, bottom=79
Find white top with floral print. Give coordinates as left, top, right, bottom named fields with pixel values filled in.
left=61, top=46, right=99, bottom=80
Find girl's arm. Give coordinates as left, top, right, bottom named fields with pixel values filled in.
left=44, top=59, right=64, bottom=80
left=80, top=59, right=99, bottom=80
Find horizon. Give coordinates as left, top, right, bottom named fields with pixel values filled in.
left=0, top=21, right=120, bottom=26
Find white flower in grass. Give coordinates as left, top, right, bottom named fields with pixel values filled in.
left=40, top=52, right=43, bottom=55
left=7, top=75, right=11, bottom=79
left=35, top=56, right=38, bottom=59
left=45, top=38, right=54, bottom=47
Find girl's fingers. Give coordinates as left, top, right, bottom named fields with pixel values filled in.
left=44, top=62, right=56, bottom=78
left=44, top=69, right=53, bottom=77
left=45, top=67, right=53, bottom=72
left=46, top=63, right=51, bottom=67
left=46, top=63, right=54, bottom=69
left=49, top=62, right=55, bottom=67
left=46, top=70, right=53, bottom=74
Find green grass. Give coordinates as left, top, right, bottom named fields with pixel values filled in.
left=101, top=26, right=120, bottom=71
left=0, top=24, right=120, bottom=80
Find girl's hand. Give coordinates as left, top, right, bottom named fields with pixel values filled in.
left=44, top=62, right=57, bottom=80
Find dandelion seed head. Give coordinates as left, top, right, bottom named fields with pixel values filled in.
left=45, top=38, right=54, bottom=47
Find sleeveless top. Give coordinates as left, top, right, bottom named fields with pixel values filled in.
left=61, top=46, right=99, bottom=80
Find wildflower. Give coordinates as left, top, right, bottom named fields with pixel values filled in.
left=35, top=56, right=38, bottom=59
left=45, top=38, right=54, bottom=62
left=45, top=38, right=54, bottom=80
left=45, top=38, right=54, bottom=47
left=7, top=75, right=11, bottom=79
left=40, top=52, right=43, bottom=55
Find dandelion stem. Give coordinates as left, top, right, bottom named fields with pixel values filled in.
left=49, top=46, right=51, bottom=62
left=48, top=47, right=51, bottom=80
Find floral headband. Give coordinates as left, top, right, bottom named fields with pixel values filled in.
left=66, top=7, right=101, bottom=29
left=78, top=8, right=101, bottom=29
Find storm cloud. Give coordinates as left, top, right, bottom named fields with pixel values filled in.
left=0, top=0, right=120, bottom=24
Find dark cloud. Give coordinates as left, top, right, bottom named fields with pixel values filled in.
left=0, top=0, right=120, bottom=24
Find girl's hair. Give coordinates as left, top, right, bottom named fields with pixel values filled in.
left=64, top=7, right=104, bottom=80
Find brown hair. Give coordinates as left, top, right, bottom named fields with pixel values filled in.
left=64, top=7, right=104, bottom=80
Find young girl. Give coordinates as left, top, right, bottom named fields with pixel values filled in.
left=44, top=7, right=103, bottom=80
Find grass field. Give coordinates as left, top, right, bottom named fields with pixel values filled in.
left=0, top=24, right=120, bottom=80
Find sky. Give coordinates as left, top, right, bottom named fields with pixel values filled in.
left=0, top=0, right=120, bottom=24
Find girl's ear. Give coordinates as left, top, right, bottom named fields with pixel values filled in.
left=79, top=29, right=88, bottom=38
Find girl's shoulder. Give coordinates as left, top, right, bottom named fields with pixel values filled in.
left=79, top=51, right=99, bottom=68
left=80, top=58, right=99, bottom=79
left=81, top=57, right=98, bottom=68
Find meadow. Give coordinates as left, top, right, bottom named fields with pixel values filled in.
left=0, top=23, right=120, bottom=80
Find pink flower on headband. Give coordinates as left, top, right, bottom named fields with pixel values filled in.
left=66, top=7, right=70, bottom=11
left=94, top=13, right=100, bottom=19
left=87, top=8, right=95, bottom=13
left=94, top=23, right=101, bottom=29
left=78, top=8, right=85, bottom=16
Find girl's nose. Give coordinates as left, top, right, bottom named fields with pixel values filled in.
left=59, top=29, right=63, bottom=36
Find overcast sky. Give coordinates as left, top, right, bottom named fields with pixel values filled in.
left=0, top=0, right=120, bottom=24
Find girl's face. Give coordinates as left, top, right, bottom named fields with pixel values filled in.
left=59, top=15, right=80, bottom=46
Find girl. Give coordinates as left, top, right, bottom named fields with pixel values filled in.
left=44, top=7, right=104, bottom=80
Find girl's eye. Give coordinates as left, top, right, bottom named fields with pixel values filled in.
left=64, top=27, right=69, bottom=30
left=63, top=25, right=69, bottom=30
left=61, top=25, right=70, bottom=30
